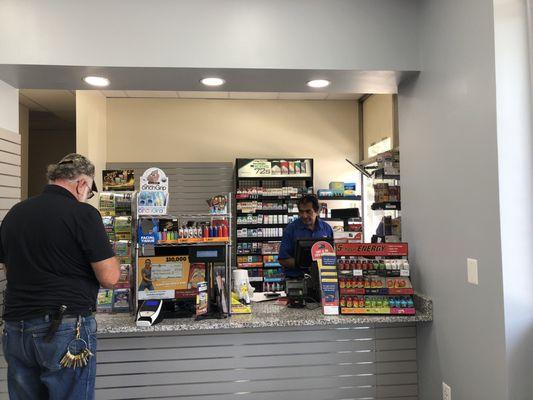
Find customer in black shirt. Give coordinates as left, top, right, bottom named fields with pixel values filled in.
left=0, top=153, right=120, bottom=400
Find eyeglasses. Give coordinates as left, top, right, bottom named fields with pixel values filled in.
left=86, top=184, right=95, bottom=199
left=69, top=179, right=94, bottom=199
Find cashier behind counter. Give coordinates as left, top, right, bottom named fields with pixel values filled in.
left=278, top=194, right=334, bottom=278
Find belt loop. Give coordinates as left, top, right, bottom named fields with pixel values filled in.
left=19, top=320, right=24, bottom=333
left=44, top=314, right=50, bottom=323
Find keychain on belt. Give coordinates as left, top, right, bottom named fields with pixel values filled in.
left=60, top=316, right=94, bottom=369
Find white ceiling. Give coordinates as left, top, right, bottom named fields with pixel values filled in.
left=19, top=90, right=363, bottom=122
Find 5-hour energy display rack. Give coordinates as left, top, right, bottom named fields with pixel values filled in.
left=335, top=242, right=415, bottom=315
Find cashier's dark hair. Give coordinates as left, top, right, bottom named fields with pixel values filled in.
left=298, top=194, right=320, bottom=212
left=46, top=153, right=95, bottom=181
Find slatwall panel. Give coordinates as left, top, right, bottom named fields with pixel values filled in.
left=0, top=126, right=21, bottom=322
left=106, top=162, right=234, bottom=215
left=0, top=324, right=417, bottom=400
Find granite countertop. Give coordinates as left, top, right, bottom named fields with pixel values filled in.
left=96, top=293, right=432, bottom=335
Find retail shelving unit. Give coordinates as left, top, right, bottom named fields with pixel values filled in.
left=98, top=190, right=136, bottom=314
left=348, top=148, right=401, bottom=242
left=234, top=158, right=314, bottom=293
left=134, top=198, right=233, bottom=319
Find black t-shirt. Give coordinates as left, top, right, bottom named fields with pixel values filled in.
left=0, top=185, right=115, bottom=320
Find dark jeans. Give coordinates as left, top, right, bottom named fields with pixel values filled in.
left=2, top=314, right=97, bottom=400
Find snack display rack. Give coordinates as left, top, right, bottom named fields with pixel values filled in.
left=134, top=197, right=232, bottom=319
left=235, top=158, right=314, bottom=293
left=335, top=242, right=414, bottom=315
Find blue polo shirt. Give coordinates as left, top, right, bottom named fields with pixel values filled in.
left=278, top=218, right=333, bottom=277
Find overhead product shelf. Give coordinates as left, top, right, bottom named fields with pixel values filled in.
left=317, top=195, right=362, bottom=201
left=371, top=202, right=401, bottom=211
left=373, top=168, right=400, bottom=181
left=237, top=236, right=283, bottom=242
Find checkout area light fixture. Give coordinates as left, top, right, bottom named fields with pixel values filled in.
left=83, top=76, right=110, bottom=87
left=307, top=79, right=330, bottom=88
left=200, top=77, right=226, bottom=87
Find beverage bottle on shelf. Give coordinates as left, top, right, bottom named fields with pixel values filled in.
left=340, top=297, right=346, bottom=307
left=346, top=297, right=353, bottom=308
left=203, top=224, right=209, bottom=238
left=222, top=223, right=228, bottom=238
left=338, top=257, right=345, bottom=270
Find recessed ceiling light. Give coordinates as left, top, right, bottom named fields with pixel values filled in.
left=200, top=77, right=225, bottom=87
left=307, top=79, right=330, bottom=88
left=83, top=76, right=110, bottom=87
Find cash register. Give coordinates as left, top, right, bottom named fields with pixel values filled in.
left=286, top=237, right=334, bottom=308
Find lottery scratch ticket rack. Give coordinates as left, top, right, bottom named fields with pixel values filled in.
left=134, top=203, right=233, bottom=319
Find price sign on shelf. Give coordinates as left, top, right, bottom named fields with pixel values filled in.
left=238, top=160, right=272, bottom=177
left=353, top=270, right=363, bottom=276
left=400, top=269, right=410, bottom=277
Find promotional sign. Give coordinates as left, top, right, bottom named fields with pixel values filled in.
left=311, top=241, right=335, bottom=261
left=102, top=170, right=135, bottom=191
left=237, top=159, right=312, bottom=178
left=335, top=242, right=408, bottom=257
left=311, top=241, right=339, bottom=315
left=206, top=194, right=228, bottom=215
left=137, top=255, right=188, bottom=299
left=137, top=256, right=206, bottom=300
left=137, top=168, right=169, bottom=216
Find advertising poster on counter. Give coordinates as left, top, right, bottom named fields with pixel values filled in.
left=137, top=168, right=169, bottom=215
left=137, top=256, right=206, bottom=300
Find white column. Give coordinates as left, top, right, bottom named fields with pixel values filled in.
left=76, top=90, right=107, bottom=208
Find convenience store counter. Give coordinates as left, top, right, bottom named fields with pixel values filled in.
left=1, top=295, right=432, bottom=400
left=96, top=293, right=432, bottom=335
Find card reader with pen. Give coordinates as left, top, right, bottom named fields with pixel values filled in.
left=136, top=300, right=164, bottom=327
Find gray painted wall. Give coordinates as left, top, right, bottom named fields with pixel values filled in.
left=0, top=0, right=420, bottom=71
left=398, top=0, right=517, bottom=399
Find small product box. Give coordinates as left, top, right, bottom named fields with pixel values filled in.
left=196, top=282, right=208, bottom=316
left=115, top=264, right=131, bottom=289
left=329, top=182, right=344, bottom=191
left=97, top=289, right=113, bottom=312
left=112, top=289, right=131, bottom=312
